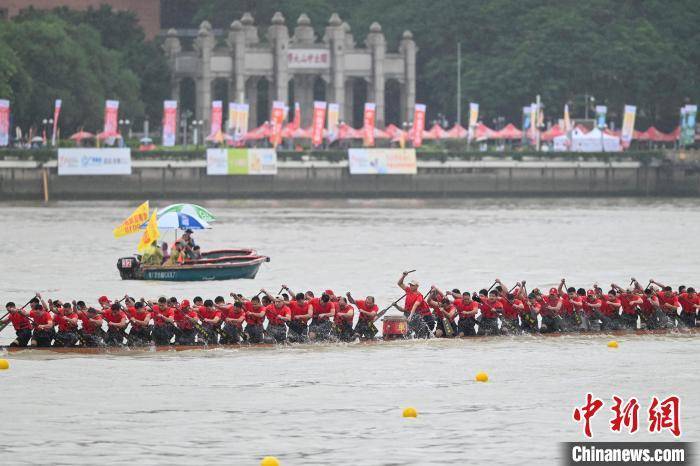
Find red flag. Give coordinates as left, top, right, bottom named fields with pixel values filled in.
left=269, top=101, right=285, bottom=147
left=209, top=101, right=223, bottom=137
left=412, top=104, right=426, bottom=148
left=363, top=103, right=376, bottom=147
left=104, top=100, right=119, bottom=135
left=311, top=101, right=327, bottom=147
left=51, top=99, right=61, bottom=146
left=162, top=100, right=177, bottom=147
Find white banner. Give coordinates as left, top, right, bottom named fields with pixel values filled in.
left=348, top=148, right=417, bottom=175
left=58, top=148, right=132, bottom=175
left=207, top=148, right=277, bottom=175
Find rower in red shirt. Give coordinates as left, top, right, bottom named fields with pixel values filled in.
left=53, top=302, right=79, bottom=347
left=308, top=291, right=336, bottom=341
left=538, top=288, right=563, bottom=333
left=149, top=297, right=175, bottom=345
left=333, top=296, right=355, bottom=341
left=199, top=298, right=223, bottom=344
left=522, top=293, right=541, bottom=332
left=127, top=300, right=152, bottom=345
left=2, top=300, right=33, bottom=347
left=19, top=294, right=54, bottom=347
left=450, top=291, right=478, bottom=337
left=650, top=280, right=681, bottom=327
left=428, top=295, right=457, bottom=338
left=478, top=289, right=503, bottom=335
left=612, top=284, right=643, bottom=329
left=396, top=271, right=434, bottom=338
left=494, top=279, right=522, bottom=333
left=558, top=280, right=582, bottom=331
left=287, top=292, right=312, bottom=343
left=220, top=300, right=245, bottom=344
left=347, top=292, right=377, bottom=340
left=677, top=287, right=700, bottom=328
left=103, top=303, right=128, bottom=346
left=598, top=289, right=622, bottom=330
left=174, top=300, right=199, bottom=345
left=262, top=292, right=291, bottom=343
left=244, top=295, right=267, bottom=343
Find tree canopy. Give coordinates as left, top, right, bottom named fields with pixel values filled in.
left=186, top=0, right=699, bottom=130
left=0, top=6, right=169, bottom=133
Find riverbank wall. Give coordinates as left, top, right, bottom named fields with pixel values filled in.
left=2, top=155, right=700, bottom=200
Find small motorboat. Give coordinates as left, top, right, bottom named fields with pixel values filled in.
left=116, top=249, right=270, bottom=281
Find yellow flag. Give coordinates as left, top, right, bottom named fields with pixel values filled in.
left=137, top=209, right=160, bottom=253
left=113, top=201, right=149, bottom=238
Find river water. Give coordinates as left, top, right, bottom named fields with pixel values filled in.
left=1, top=198, right=698, bottom=465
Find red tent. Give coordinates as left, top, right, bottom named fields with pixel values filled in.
left=540, top=124, right=565, bottom=141
left=244, top=123, right=272, bottom=140
left=474, top=123, right=496, bottom=141
left=384, top=124, right=402, bottom=138
left=445, top=124, right=468, bottom=139
left=425, top=124, right=448, bottom=140
left=337, top=123, right=363, bottom=139
left=69, top=130, right=95, bottom=141
left=645, top=126, right=675, bottom=142
left=493, top=123, right=523, bottom=140
left=633, top=129, right=648, bottom=141
left=96, top=131, right=121, bottom=140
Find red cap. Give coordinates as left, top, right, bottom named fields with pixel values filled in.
left=324, top=289, right=335, bottom=296
left=180, top=300, right=190, bottom=308
left=549, top=288, right=558, bottom=295
left=98, top=295, right=111, bottom=304
left=586, top=290, right=595, bottom=296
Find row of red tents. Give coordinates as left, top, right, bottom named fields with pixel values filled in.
left=68, top=122, right=686, bottom=144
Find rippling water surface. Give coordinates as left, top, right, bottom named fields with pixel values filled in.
left=1, top=198, right=698, bottom=465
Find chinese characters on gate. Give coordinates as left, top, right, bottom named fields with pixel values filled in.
left=573, top=393, right=681, bottom=438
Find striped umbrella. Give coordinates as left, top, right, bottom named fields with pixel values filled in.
left=159, top=204, right=216, bottom=223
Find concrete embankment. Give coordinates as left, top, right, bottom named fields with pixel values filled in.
left=2, top=159, right=700, bottom=200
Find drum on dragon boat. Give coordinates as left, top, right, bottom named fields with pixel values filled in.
left=382, top=315, right=408, bottom=340
left=117, top=249, right=270, bottom=281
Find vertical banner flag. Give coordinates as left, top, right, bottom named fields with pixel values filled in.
left=327, top=103, right=339, bottom=142
left=563, top=104, right=572, bottom=132
left=293, top=102, right=301, bottom=130
left=113, top=201, right=150, bottom=238
left=237, top=103, right=249, bottom=140
left=137, top=208, right=160, bottom=253
left=363, top=103, right=376, bottom=147
left=0, top=99, right=9, bottom=146
left=681, top=105, right=697, bottom=146
left=529, top=103, right=537, bottom=138
left=104, top=100, right=119, bottom=135
left=52, top=99, right=62, bottom=146
left=620, top=105, right=636, bottom=149
left=228, top=102, right=238, bottom=133
left=522, top=105, right=531, bottom=143
left=412, top=104, right=426, bottom=148
left=162, top=100, right=177, bottom=147
left=468, top=102, right=479, bottom=140
left=269, top=100, right=285, bottom=147
left=595, top=105, right=607, bottom=128
left=210, top=100, right=223, bottom=137
left=311, top=101, right=327, bottom=147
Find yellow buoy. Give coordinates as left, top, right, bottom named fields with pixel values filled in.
left=608, top=340, right=619, bottom=348
left=475, top=371, right=489, bottom=382
left=0, top=359, right=9, bottom=370
left=402, top=407, right=418, bottom=418
left=260, top=456, right=280, bottom=466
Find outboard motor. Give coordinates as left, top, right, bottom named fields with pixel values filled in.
left=117, top=256, right=141, bottom=280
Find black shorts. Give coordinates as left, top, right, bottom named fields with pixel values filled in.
left=287, top=320, right=308, bottom=342
left=129, top=326, right=152, bottom=345
left=175, top=328, right=197, bottom=345
left=104, top=329, right=125, bottom=346
left=435, top=318, right=457, bottom=337
left=245, top=324, right=264, bottom=344
left=267, top=324, right=287, bottom=343
left=309, top=319, right=332, bottom=340
left=32, top=329, right=55, bottom=347
left=11, top=328, right=33, bottom=347
left=54, top=330, right=79, bottom=347
left=477, top=317, right=499, bottom=335
left=680, top=312, right=696, bottom=328
left=334, top=321, right=354, bottom=341
left=458, top=317, right=477, bottom=336
left=201, top=324, right=220, bottom=344
left=409, top=314, right=435, bottom=338
left=152, top=325, right=174, bottom=345
left=353, top=319, right=377, bottom=339
left=220, top=323, right=242, bottom=344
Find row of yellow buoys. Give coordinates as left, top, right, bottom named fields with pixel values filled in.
left=1, top=340, right=622, bottom=466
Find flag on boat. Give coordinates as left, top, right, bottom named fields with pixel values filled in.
left=137, top=208, right=160, bottom=252
left=113, top=201, right=150, bottom=238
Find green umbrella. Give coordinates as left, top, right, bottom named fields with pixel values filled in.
left=159, top=204, right=216, bottom=223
